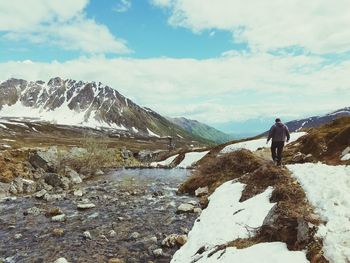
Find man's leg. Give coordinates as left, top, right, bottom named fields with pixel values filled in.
left=271, top=142, right=277, bottom=163
left=276, top=141, right=285, bottom=165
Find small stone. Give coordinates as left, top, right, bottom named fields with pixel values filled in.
left=87, top=212, right=99, bottom=219
left=195, top=186, right=209, bottom=197
left=130, top=232, right=140, bottom=239
left=162, top=234, right=187, bottom=247
left=187, top=200, right=197, bottom=206
left=66, top=167, right=82, bottom=184
left=77, top=203, right=95, bottom=210
left=117, top=217, right=124, bottom=221
left=54, top=257, right=69, bottom=263
left=153, top=248, right=163, bottom=257
left=94, top=169, right=104, bottom=176
left=52, top=228, right=65, bottom=237
left=46, top=207, right=62, bottom=217
left=108, top=259, right=124, bottom=263
left=27, top=207, right=42, bottom=216
left=73, top=189, right=83, bottom=197
left=177, top=203, right=194, bottom=213
left=14, top=233, right=22, bottom=239
left=34, top=189, right=47, bottom=199
left=176, top=235, right=187, bottom=246
left=109, top=230, right=117, bottom=237
left=83, top=231, right=92, bottom=240
left=100, top=234, right=109, bottom=241
left=193, top=208, right=202, bottom=214
left=51, top=214, right=66, bottom=222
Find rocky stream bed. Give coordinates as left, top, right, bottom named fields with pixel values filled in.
left=0, top=169, right=199, bottom=263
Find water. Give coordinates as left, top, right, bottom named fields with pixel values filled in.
left=0, top=169, right=198, bottom=263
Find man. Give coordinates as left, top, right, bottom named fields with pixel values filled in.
left=267, top=118, right=290, bottom=166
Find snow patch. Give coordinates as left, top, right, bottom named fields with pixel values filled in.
left=177, top=151, right=209, bottom=168
left=341, top=154, right=350, bottom=161
left=288, top=163, right=350, bottom=263
left=150, top=154, right=179, bottom=167
left=132, top=127, right=139, bottom=133
left=147, top=128, right=160, bottom=137
left=220, top=132, right=306, bottom=154
left=172, top=181, right=306, bottom=262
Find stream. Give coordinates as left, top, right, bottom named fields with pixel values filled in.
left=0, top=169, right=198, bottom=263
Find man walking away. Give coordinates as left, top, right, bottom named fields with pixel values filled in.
left=267, top=118, right=290, bottom=166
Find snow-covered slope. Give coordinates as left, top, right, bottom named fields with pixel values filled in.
left=288, top=163, right=350, bottom=263
left=177, top=151, right=209, bottom=168
left=171, top=180, right=308, bottom=263
left=0, top=78, right=195, bottom=139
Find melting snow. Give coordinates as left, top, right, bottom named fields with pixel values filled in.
left=150, top=154, right=179, bottom=167
left=171, top=181, right=307, bottom=263
left=147, top=128, right=160, bottom=137
left=288, top=163, right=350, bottom=263
left=177, top=151, right=209, bottom=168
left=220, top=132, right=306, bottom=154
left=132, top=127, right=139, bottom=133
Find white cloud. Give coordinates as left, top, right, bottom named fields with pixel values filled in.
left=150, top=0, right=172, bottom=8
left=152, top=0, right=350, bottom=54
left=0, top=0, right=130, bottom=54
left=114, top=0, right=132, bottom=13
left=0, top=54, right=349, bottom=124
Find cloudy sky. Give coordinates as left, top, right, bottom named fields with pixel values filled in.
left=0, top=0, right=349, bottom=133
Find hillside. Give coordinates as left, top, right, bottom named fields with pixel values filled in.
left=168, top=117, right=233, bottom=144
left=0, top=78, right=209, bottom=144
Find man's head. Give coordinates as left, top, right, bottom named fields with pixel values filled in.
left=275, top=118, right=281, bottom=123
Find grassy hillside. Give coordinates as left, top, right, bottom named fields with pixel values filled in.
left=168, top=117, right=233, bottom=144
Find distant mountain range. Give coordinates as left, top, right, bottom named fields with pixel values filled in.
left=168, top=117, right=233, bottom=144
left=0, top=77, right=207, bottom=142
left=285, top=107, right=350, bottom=132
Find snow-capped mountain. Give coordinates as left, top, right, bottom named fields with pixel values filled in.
left=0, top=77, right=193, bottom=139
left=285, top=107, right=350, bottom=132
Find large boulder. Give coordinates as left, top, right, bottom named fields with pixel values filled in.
left=29, top=146, right=59, bottom=172
left=65, top=167, right=82, bottom=184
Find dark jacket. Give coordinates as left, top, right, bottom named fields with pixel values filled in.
left=267, top=122, right=290, bottom=142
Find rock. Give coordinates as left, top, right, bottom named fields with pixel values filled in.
left=43, top=193, right=65, bottom=202
left=108, top=259, right=124, bottom=263
left=94, top=169, right=104, bottom=176
left=44, top=173, right=62, bottom=187
left=100, top=234, right=109, bottom=241
left=73, top=189, right=83, bottom=197
left=54, top=257, right=69, bottom=263
left=162, top=234, right=187, bottom=247
left=83, top=231, right=92, bottom=240
left=66, top=167, right=82, bottom=184
left=60, top=177, right=71, bottom=190
left=130, top=232, right=140, bottom=239
left=153, top=248, right=163, bottom=257
left=0, top=182, right=10, bottom=198
left=22, top=178, right=37, bottom=193
left=51, top=214, right=66, bottom=222
left=14, top=233, right=22, bottom=239
left=27, top=207, right=41, bottom=216
left=52, top=228, right=65, bottom=237
left=87, top=212, right=99, bottom=219
left=46, top=207, right=62, bottom=217
left=77, top=203, right=95, bottom=210
left=304, top=154, right=314, bottom=162
left=177, top=203, right=194, bottom=213
left=187, top=200, right=197, bottom=206
left=121, top=148, right=133, bottom=159
left=342, top=146, right=350, bottom=156
left=109, top=230, right=117, bottom=237
left=193, top=208, right=202, bottom=214
left=29, top=146, right=58, bottom=172
left=34, top=189, right=47, bottom=199
left=199, top=195, right=209, bottom=209
left=195, top=186, right=209, bottom=197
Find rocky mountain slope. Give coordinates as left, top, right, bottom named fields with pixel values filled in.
left=0, top=78, right=203, bottom=141
left=285, top=107, right=350, bottom=132
left=168, top=117, right=233, bottom=144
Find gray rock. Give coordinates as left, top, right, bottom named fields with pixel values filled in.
left=66, top=167, right=82, bottom=184
left=83, top=231, right=92, bottom=240
left=14, top=233, right=23, bottom=239
left=34, top=189, right=47, bottom=199
left=60, top=177, right=71, bottom=190
left=54, top=257, right=69, bottom=263
left=44, top=173, right=62, bottom=187
left=27, top=207, right=42, bottom=216
left=153, top=248, right=163, bottom=257
left=22, top=179, right=37, bottom=193
left=77, top=203, right=95, bottom=210
left=291, top=152, right=306, bottom=163
left=177, top=203, right=195, bottom=213
left=195, top=186, right=209, bottom=197
left=187, top=200, right=197, bottom=206
left=29, top=146, right=58, bottom=172
left=0, top=182, right=10, bottom=198
left=109, top=230, right=117, bottom=237
left=130, top=232, right=140, bottom=239
left=44, top=193, right=65, bottom=202
left=162, top=234, right=187, bottom=247
left=73, top=189, right=83, bottom=197
left=51, top=214, right=66, bottom=222
left=94, top=169, right=104, bottom=176
left=193, top=208, right=202, bottom=214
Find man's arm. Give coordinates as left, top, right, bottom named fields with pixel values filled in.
left=285, top=126, right=290, bottom=142
left=267, top=125, right=275, bottom=142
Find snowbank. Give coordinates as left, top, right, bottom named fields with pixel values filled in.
left=171, top=180, right=308, bottom=262
left=177, top=151, right=209, bottom=168
left=220, top=132, right=306, bottom=154
left=287, top=163, right=350, bottom=263
left=150, top=154, right=179, bottom=167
